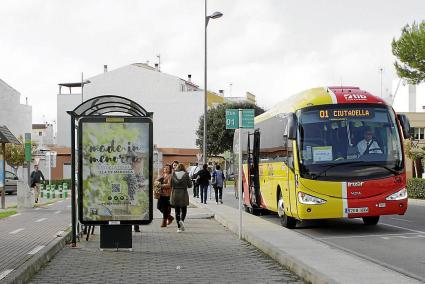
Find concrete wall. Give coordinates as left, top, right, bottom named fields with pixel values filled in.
left=32, top=124, right=55, bottom=146
left=0, top=79, right=32, bottom=139
left=57, top=65, right=204, bottom=149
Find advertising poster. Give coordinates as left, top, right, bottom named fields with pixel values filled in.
left=78, top=117, right=152, bottom=224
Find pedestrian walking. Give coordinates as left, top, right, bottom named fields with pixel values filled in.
left=170, top=163, right=192, bottom=233
left=189, top=163, right=201, bottom=198
left=212, top=165, right=225, bottom=204
left=30, top=164, right=45, bottom=203
left=197, top=164, right=211, bottom=204
left=156, top=164, right=174, bottom=228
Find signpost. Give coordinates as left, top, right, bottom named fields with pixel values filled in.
left=25, top=133, right=31, bottom=186
left=226, top=109, right=255, bottom=239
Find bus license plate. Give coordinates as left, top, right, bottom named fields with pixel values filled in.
left=346, top=207, right=369, bottom=214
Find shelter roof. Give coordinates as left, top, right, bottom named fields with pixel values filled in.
left=0, top=125, right=21, bottom=144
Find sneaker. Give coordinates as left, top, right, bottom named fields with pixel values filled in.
left=179, top=221, right=185, bottom=231
left=220, top=199, right=223, bottom=204
left=177, top=228, right=182, bottom=233
left=216, top=202, right=219, bottom=205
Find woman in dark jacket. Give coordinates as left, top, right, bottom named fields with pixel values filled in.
left=197, top=164, right=211, bottom=204
left=170, top=163, right=192, bottom=232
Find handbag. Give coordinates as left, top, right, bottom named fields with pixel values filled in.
left=153, top=181, right=161, bottom=199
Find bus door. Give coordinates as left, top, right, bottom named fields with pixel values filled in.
left=247, top=130, right=261, bottom=208
left=283, top=116, right=297, bottom=218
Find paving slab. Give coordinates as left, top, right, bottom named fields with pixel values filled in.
left=29, top=216, right=303, bottom=283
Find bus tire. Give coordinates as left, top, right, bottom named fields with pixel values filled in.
left=277, top=190, right=297, bottom=229
left=362, top=216, right=380, bottom=225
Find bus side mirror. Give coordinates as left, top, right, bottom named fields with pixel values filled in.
left=397, top=114, right=411, bottom=139
left=288, top=113, right=297, bottom=140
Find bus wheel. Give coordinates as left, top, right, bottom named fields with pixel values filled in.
left=278, top=191, right=296, bottom=229
left=362, top=216, right=380, bottom=225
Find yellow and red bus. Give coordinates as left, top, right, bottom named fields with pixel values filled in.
left=234, top=86, right=411, bottom=228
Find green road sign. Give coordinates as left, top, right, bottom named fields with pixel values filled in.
left=241, top=109, right=255, bottom=129
left=25, top=133, right=31, bottom=162
left=226, top=109, right=255, bottom=129
left=225, top=109, right=239, bottom=129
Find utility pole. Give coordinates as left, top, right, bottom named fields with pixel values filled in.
left=379, top=68, right=383, bottom=98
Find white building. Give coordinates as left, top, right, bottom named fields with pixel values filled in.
left=57, top=63, right=205, bottom=149
left=0, top=78, right=32, bottom=140
left=391, top=81, right=425, bottom=113
left=32, top=123, right=55, bottom=146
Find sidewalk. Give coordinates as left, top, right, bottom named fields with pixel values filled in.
left=190, top=198, right=421, bottom=284
left=28, top=206, right=302, bottom=284
left=0, top=198, right=71, bottom=283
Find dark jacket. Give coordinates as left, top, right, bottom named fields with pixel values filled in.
left=170, top=171, right=192, bottom=207
left=197, top=169, right=211, bottom=186
left=30, top=170, right=45, bottom=187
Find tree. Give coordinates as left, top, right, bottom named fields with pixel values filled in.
left=404, top=140, right=424, bottom=177
left=392, top=21, right=425, bottom=84
left=5, top=136, right=25, bottom=173
left=196, top=102, right=266, bottom=156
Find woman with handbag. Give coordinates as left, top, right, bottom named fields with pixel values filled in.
left=156, top=164, right=174, bottom=228
left=170, top=163, right=192, bottom=233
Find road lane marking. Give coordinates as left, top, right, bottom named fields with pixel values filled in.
left=0, top=269, right=13, bottom=280
left=10, top=213, right=21, bottom=218
left=35, top=218, right=47, bottom=223
left=317, top=232, right=419, bottom=240
left=54, top=210, right=61, bottom=214
left=9, top=228, right=24, bottom=234
left=381, top=222, right=425, bottom=234
left=381, top=234, right=425, bottom=240
left=390, top=217, right=412, bottom=222
left=28, top=245, right=45, bottom=255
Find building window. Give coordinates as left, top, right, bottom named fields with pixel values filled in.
left=413, top=128, right=425, bottom=140
left=39, top=131, right=42, bottom=136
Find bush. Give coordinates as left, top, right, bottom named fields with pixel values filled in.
left=406, top=178, right=425, bottom=199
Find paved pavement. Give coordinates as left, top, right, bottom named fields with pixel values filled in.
left=29, top=207, right=302, bottom=284
left=0, top=198, right=71, bottom=282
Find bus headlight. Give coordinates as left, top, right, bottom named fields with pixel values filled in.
left=298, top=192, right=326, bottom=205
left=386, top=188, right=407, bottom=201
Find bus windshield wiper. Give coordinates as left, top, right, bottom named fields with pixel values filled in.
left=310, top=161, right=365, bottom=180
left=364, top=163, right=399, bottom=175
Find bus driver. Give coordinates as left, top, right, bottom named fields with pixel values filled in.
left=357, top=127, right=383, bottom=156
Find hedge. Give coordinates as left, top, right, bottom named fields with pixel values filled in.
left=406, top=178, right=425, bottom=199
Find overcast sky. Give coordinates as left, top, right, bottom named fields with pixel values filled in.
left=0, top=0, right=424, bottom=123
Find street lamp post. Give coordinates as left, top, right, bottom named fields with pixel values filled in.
left=203, top=0, right=223, bottom=165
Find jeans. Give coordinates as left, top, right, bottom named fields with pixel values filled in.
left=214, top=186, right=223, bottom=203
left=200, top=184, right=209, bottom=203
left=193, top=182, right=199, bottom=197
left=175, top=206, right=187, bottom=227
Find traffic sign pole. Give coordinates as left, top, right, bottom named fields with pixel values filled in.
left=238, top=109, right=243, bottom=240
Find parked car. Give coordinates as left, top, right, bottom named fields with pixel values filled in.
left=5, top=170, right=18, bottom=194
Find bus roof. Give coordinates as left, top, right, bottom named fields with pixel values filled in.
left=255, top=86, right=387, bottom=123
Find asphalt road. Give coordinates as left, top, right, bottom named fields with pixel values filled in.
left=219, top=187, right=425, bottom=282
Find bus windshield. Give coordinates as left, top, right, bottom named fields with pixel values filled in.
left=297, top=105, right=403, bottom=181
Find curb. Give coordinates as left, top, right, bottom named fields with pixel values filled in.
left=212, top=209, right=334, bottom=284
left=3, top=229, right=72, bottom=284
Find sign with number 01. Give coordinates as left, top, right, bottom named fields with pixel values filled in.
left=226, top=109, right=255, bottom=129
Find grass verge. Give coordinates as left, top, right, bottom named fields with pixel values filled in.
left=0, top=210, right=17, bottom=219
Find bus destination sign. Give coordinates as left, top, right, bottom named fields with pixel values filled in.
left=319, top=109, right=374, bottom=119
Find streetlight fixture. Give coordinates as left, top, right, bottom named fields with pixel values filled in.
left=203, top=0, right=223, bottom=165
